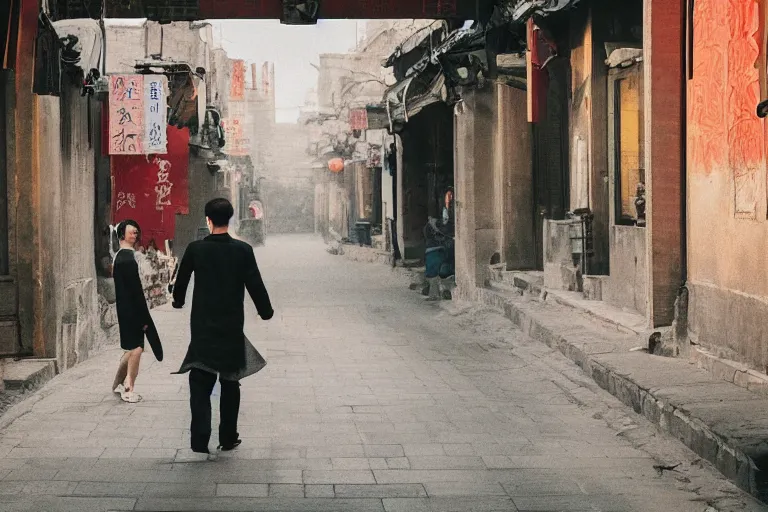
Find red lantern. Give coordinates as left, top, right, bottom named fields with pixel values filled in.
left=328, top=158, right=344, bottom=173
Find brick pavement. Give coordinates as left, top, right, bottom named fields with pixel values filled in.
left=0, top=235, right=764, bottom=512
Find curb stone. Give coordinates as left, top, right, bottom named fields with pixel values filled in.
left=477, top=286, right=768, bottom=503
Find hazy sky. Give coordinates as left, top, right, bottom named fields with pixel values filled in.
left=209, top=20, right=362, bottom=123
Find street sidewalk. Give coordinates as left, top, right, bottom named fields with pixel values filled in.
left=476, top=272, right=768, bottom=503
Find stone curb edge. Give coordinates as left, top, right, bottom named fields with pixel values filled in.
left=476, top=287, right=764, bottom=503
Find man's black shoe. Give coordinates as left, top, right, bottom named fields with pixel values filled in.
left=218, top=439, right=242, bottom=452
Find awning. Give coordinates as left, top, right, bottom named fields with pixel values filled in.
left=505, top=0, right=580, bottom=22
left=431, top=23, right=489, bottom=88
left=605, top=47, right=643, bottom=69
left=384, top=21, right=450, bottom=81
left=429, top=15, right=526, bottom=89
left=383, top=65, right=447, bottom=128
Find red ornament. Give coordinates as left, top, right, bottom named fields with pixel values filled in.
left=328, top=158, right=344, bottom=173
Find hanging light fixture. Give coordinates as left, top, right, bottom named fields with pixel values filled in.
left=328, top=158, right=344, bottom=173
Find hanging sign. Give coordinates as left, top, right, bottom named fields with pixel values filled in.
left=144, top=75, right=169, bottom=154
left=109, top=74, right=169, bottom=155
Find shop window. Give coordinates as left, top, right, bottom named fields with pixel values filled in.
left=613, top=67, right=646, bottom=226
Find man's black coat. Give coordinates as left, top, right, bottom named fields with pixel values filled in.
left=171, top=233, right=273, bottom=373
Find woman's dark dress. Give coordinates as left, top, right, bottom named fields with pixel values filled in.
left=113, top=248, right=163, bottom=360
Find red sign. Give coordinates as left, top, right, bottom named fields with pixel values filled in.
left=231, top=60, right=246, bottom=101
left=111, top=127, right=191, bottom=251
left=349, top=109, right=369, bottom=131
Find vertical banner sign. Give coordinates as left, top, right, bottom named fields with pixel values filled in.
left=262, top=61, right=270, bottom=95
left=349, top=109, right=369, bottom=131
left=110, top=75, right=145, bottom=155
left=144, top=75, right=168, bottom=154
left=224, top=101, right=250, bottom=156
left=231, top=60, right=246, bottom=101
left=110, top=74, right=168, bottom=155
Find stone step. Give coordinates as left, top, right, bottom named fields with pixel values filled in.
left=477, top=285, right=768, bottom=503
left=2, top=358, right=57, bottom=392
left=489, top=268, right=645, bottom=336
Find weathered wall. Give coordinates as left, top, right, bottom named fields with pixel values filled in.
left=686, top=0, right=768, bottom=370
left=455, top=84, right=530, bottom=295
left=569, top=7, right=610, bottom=276
left=11, top=0, right=40, bottom=356
left=105, top=23, right=146, bottom=72
left=37, top=85, right=101, bottom=370
left=495, top=84, right=535, bottom=270
left=455, top=88, right=496, bottom=294
left=644, top=0, right=684, bottom=328
left=604, top=226, right=648, bottom=315
left=174, top=153, right=215, bottom=257
left=542, top=219, right=577, bottom=290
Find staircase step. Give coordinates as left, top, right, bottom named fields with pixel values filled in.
left=2, top=358, right=57, bottom=392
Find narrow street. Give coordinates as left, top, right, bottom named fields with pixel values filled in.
left=0, top=235, right=761, bottom=512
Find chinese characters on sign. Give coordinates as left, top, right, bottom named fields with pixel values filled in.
left=349, top=109, right=369, bottom=131
left=110, top=75, right=144, bottom=155
left=144, top=76, right=168, bottom=154
left=231, top=60, right=246, bottom=101
left=223, top=101, right=250, bottom=156
left=116, top=192, right=137, bottom=211
left=111, top=127, right=190, bottom=251
left=154, top=157, right=173, bottom=211
left=109, top=74, right=168, bottom=155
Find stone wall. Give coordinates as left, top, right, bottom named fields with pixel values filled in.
left=604, top=226, right=648, bottom=315
left=35, top=85, right=101, bottom=370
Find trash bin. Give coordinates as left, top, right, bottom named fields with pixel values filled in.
left=355, top=221, right=372, bottom=247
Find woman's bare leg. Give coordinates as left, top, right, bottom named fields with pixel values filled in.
left=124, top=347, right=144, bottom=392
left=112, top=352, right=130, bottom=391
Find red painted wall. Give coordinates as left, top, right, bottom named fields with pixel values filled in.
left=686, top=0, right=768, bottom=370
left=689, top=0, right=764, bottom=216
left=111, top=127, right=190, bottom=251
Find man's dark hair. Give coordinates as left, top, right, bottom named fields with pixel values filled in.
left=117, top=219, right=140, bottom=241
left=205, top=198, right=234, bottom=227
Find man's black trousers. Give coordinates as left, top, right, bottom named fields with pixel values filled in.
left=189, top=368, right=240, bottom=453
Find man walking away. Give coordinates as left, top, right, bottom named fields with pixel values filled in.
left=112, top=220, right=163, bottom=403
left=171, top=198, right=274, bottom=461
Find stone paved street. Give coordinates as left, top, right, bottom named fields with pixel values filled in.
left=0, top=235, right=764, bottom=512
